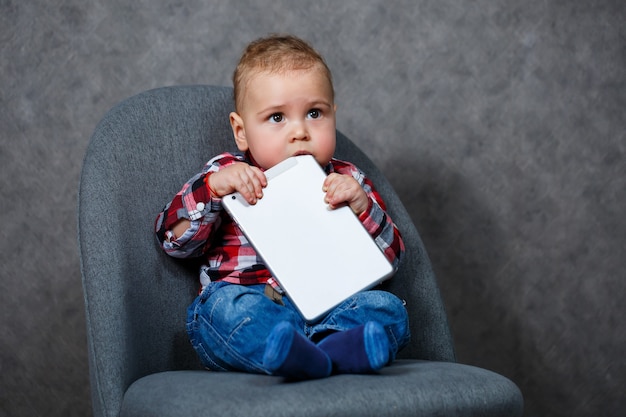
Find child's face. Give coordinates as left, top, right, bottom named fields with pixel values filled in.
left=230, top=67, right=337, bottom=170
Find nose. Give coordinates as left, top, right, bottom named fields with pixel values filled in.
left=289, top=120, right=309, bottom=142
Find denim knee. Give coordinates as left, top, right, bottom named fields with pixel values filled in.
left=186, top=282, right=300, bottom=373
left=313, top=290, right=411, bottom=358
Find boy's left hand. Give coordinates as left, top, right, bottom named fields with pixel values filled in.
left=323, top=173, right=369, bottom=215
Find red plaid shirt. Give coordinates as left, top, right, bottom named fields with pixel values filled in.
left=155, top=152, right=404, bottom=291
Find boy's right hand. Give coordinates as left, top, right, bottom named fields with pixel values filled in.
left=208, top=162, right=267, bottom=204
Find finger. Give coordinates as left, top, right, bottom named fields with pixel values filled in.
left=328, top=186, right=352, bottom=207
left=324, top=178, right=352, bottom=207
left=234, top=169, right=258, bottom=204
left=250, top=166, right=268, bottom=187
left=241, top=168, right=265, bottom=200
left=322, top=173, right=340, bottom=192
left=249, top=167, right=267, bottom=198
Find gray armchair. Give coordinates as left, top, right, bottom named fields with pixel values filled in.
left=78, top=85, right=523, bottom=417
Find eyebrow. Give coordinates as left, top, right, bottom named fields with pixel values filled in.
left=308, top=100, right=333, bottom=109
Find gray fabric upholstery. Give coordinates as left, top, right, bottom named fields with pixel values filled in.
left=122, top=361, right=522, bottom=417
left=78, top=85, right=523, bottom=417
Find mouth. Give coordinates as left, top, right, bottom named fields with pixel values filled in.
left=293, top=151, right=313, bottom=157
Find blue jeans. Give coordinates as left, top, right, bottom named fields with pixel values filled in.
left=186, top=281, right=411, bottom=374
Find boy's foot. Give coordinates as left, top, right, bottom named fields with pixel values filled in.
left=317, top=321, right=390, bottom=374
left=263, top=321, right=332, bottom=380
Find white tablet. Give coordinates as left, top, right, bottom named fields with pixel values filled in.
left=222, top=155, right=394, bottom=322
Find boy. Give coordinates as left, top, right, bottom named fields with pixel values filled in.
left=155, top=34, right=410, bottom=380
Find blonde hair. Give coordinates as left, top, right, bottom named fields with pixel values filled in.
left=232, top=34, right=334, bottom=112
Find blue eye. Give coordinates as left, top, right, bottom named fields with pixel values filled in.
left=307, top=109, right=321, bottom=119
left=269, top=113, right=283, bottom=123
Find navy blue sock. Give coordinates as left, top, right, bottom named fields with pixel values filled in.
left=317, top=321, right=390, bottom=374
left=263, top=321, right=332, bottom=380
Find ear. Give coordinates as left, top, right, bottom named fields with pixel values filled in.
left=229, top=112, right=248, bottom=151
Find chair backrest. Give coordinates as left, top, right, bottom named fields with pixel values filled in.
left=78, top=85, right=455, bottom=417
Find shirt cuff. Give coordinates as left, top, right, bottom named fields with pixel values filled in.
left=357, top=196, right=377, bottom=230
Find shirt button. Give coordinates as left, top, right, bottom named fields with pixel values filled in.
left=196, top=202, right=205, bottom=212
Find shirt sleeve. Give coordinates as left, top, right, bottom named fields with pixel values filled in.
left=154, top=152, right=243, bottom=258
left=332, top=160, right=405, bottom=271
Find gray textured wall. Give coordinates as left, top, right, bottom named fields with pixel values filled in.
left=1, top=1, right=624, bottom=416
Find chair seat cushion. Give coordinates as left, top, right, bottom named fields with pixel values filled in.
left=121, top=360, right=523, bottom=417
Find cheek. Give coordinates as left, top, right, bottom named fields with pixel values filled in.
left=315, top=132, right=337, bottom=165
left=321, top=127, right=337, bottom=151
left=249, top=137, right=287, bottom=169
